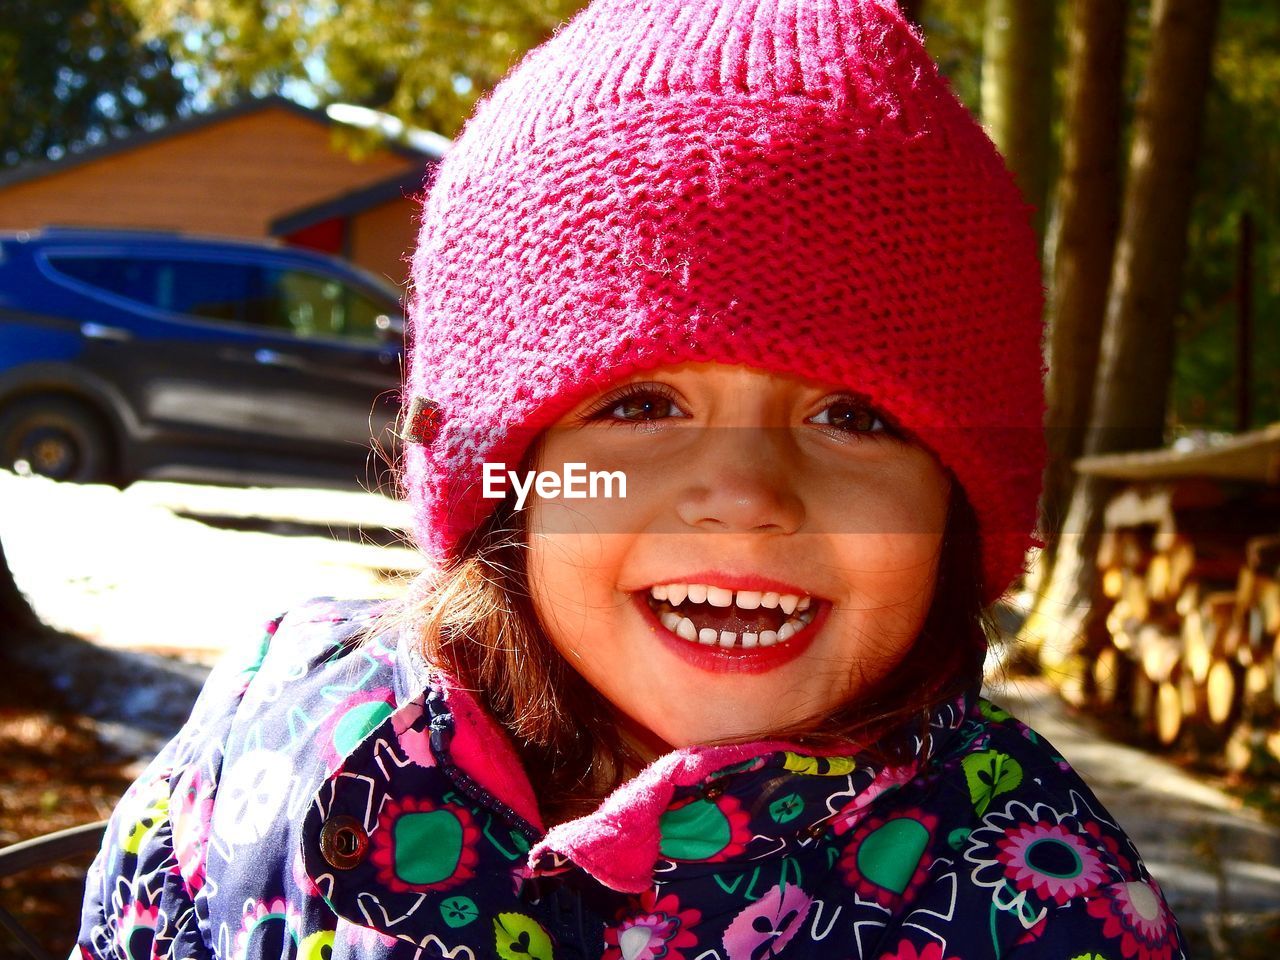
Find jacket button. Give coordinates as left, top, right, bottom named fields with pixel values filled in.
left=702, top=782, right=727, bottom=801
left=802, top=821, right=827, bottom=841
left=319, top=815, right=368, bottom=870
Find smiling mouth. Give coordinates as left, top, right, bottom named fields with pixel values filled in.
left=642, top=583, right=821, bottom=650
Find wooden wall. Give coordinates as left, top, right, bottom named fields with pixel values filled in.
left=0, top=106, right=424, bottom=273
left=350, top=198, right=418, bottom=291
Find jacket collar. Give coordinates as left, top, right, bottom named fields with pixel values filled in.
left=300, top=626, right=976, bottom=944
left=385, top=617, right=975, bottom=893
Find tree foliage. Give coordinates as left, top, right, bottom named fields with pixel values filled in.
left=918, top=0, right=986, bottom=110
left=0, top=0, right=189, bottom=169
left=1173, top=0, right=1280, bottom=432
left=123, top=0, right=588, bottom=139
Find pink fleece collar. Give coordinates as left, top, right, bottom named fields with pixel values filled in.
left=434, top=678, right=887, bottom=894
left=429, top=678, right=546, bottom=832
left=526, top=740, right=807, bottom=893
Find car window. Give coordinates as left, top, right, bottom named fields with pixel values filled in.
left=46, top=255, right=162, bottom=305
left=44, top=254, right=399, bottom=344
left=263, top=268, right=397, bottom=344
left=162, top=260, right=265, bottom=323
left=47, top=255, right=266, bottom=325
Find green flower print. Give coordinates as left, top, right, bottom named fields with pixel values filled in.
left=441, top=896, right=480, bottom=928
left=495, top=912, right=554, bottom=960
left=962, top=750, right=1023, bottom=816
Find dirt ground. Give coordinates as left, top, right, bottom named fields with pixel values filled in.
left=0, top=473, right=418, bottom=958
left=0, top=642, right=134, bottom=960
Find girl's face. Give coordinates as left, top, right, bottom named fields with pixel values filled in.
left=525, top=363, right=952, bottom=758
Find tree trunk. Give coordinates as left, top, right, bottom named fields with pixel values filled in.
left=981, top=0, right=1058, bottom=244
left=1032, top=0, right=1224, bottom=671
left=0, top=536, right=38, bottom=635
left=1039, top=0, right=1129, bottom=553
left=1235, top=211, right=1254, bottom=432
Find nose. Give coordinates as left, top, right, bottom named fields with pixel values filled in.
left=674, top=428, right=806, bottom=534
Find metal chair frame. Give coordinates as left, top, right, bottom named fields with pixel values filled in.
left=0, top=822, right=109, bottom=960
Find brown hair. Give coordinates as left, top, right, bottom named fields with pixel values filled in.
left=389, top=458, right=997, bottom=826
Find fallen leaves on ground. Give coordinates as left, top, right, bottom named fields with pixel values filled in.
left=0, top=643, right=133, bottom=960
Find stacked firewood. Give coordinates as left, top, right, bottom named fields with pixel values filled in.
left=1087, top=479, right=1280, bottom=775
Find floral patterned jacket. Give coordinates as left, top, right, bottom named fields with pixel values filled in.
left=78, top=598, right=1187, bottom=960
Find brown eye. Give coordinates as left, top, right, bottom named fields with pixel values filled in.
left=610, top=392, right=678, bottom=421
left=808, top=397, right=888, bottom=435
left=583, top=384, right=686, bottom=424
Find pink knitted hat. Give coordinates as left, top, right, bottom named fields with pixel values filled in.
left=403, top=0, right=1047, bottom=605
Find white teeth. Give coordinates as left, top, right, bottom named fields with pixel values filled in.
left=651, top=584, right=818, bottom=650
left=661, top=612, right=809, bottom=649
left=650, top=584, right=813, bottom=611
left=706, top=586, right=733, bottom=608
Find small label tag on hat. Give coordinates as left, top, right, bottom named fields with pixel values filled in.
left=402, top=395, right=442, bottom=445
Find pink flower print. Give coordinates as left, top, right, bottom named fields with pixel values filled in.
left=317, top=688, right=397, bottom=772
left=837, top=810, right=938, bottom=909
left=369, top=796, right=481, bottom=894
left=1086, top=880, right=1177, bottom=960
left=510, top=861, right=537, bottom=896
left=831, top=765, right=916, bottom=837
left=341, top=922, right=400, bottom=950
left=965, top=798, right=1122, bottom=925
left=657, top=793, right=752, bottom=863
left=722, top=883, right=813, bottom=960
left=234, top=897, right=294, bottom=958
left=170, top=767, right=213, bottom=896
left=878, top=939, right=962, bottom=960
left=115, top=902, right=159, bottom=958
left=291, top=844, right=320, bottom=897
left=603, top=889, right=701, bottom=960
left=995, top=820, right=1108, bottom=905
left=1084, top=819, right=1134, bottom=876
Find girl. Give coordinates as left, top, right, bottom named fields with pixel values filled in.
left=78, top=0, right=1188, bottom=958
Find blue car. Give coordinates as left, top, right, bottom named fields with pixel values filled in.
left=0, top=227, right=405, bottom=489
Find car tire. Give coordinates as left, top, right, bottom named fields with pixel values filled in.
left=0, top=397, right=115, bottom=483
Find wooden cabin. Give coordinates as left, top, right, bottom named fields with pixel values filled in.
left=0, top=97, right=442, bottom=289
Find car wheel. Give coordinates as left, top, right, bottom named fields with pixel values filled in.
left=0, top=397, right=115, bottom=483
